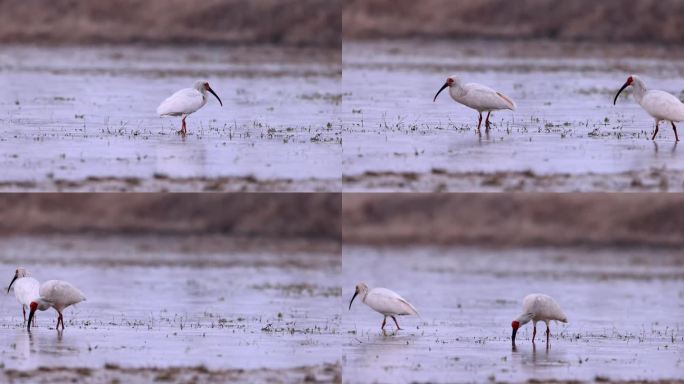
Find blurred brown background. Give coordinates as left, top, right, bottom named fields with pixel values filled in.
left=343, top=194, right=684, bottom=248
left=0, top=194, right=340, bottom=241
left=344, top=0, right=684, bottom=43
left=0, top=0, right=340, bottom=47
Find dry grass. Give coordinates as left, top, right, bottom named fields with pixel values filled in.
left=0, top=194, right=340, bottom=240
left=343, top=194, right=684, bottom=248
left=0, top=0, right=340, bottom=47
left=344, top=0, right=684, bottom=43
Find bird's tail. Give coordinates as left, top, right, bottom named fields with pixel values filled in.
left=497, top=92, right=517, bottom=111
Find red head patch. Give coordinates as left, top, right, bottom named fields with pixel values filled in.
left=511, top=320, right=520, bottom=329
left=447, top=78, right=454, bottom=86
left=204, top=82, right=211, bottom=90
left=626, top=76, right=633, bottom=85
left=30, top=302, right=37, bottom=311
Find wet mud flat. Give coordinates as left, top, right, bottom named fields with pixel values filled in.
left=0, top=235, right=341, bottom=383
left=342, top=40, right=684, bottom=192
left=342, top=246, right=683, bottom=383
left=0, top=45, right=341, bottom=192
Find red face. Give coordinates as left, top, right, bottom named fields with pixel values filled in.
left=511, top=320, right=520, bottom=329
left=626, top=76, right=633, bottom=85
left=203, top=82, right=211, bottom=90
left=30, top=302, right=37, bottom=311
left=447, top=78, right=454, bottom=86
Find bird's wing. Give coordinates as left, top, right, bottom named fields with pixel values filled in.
left=641, top=90, right=684, bottom=121
left=368, top=288, right=419, bottom=316
left=528, top=294, right=567, bottom=322
left=463, top=83, right=516, bottom=111
left=41, top=280, right=86, bottom=305
left=157, top=88, right=204, bottom=116
left=14, top=277, right=40, bottom=305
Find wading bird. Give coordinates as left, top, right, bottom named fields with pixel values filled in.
left=433, top=75, right=516, bottom=131
left=348, top=283, right=419, bottom=331
left=614, top=75, right=684, bottom=142
left=28, top=280, right=86, bottom=331
left=157, top=80, right=223, bottom=135
left=511, top=293, right=567, bottom=347
left=7, top=268, right=40, bottom=326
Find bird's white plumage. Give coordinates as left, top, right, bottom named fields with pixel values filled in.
left=520, top=293, right=567, bottom=323
left=452, top=82, right=517, bottom=112
left=39, top=280, right=86, bottom=312
left=364, top=287, right=420, bottom=316
left=640, top=90, right=684, bottom=122
left=12, top=277, right=40, bottom=308
left=157, top=87, right=207, bottom=116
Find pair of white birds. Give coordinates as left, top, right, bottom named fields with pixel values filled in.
left=7, top=268, right=86, bottom=331
left=434, top=74, right=684, bottom=141
left=349, top=283, right=567, bottom=346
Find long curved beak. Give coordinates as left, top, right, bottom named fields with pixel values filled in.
left=207, top=86, right=223, bottom=107
left=512, top=327, right=518, bottom=345
left=7, top=275, right=17, bottom=293
left=349, top=291, right=359, bottom=310
left=27, top=307, right=36, bottom=332
left=433, top=82, right=448, bottom=102
left=613, top=81, right=630, bottom=105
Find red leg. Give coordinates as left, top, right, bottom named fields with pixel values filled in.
left=546, top=324, right=550, bottom=345
left=672, top=122, right=679, bottom=142
left=391, top=316, right=402, bottom=330
left=381, top=316, right=386, bottom=331
left=476, top=112, right=482, bottom=131
left=652, top=121, right=660, bottom=141
left=485, top=112, right=491, bottom=130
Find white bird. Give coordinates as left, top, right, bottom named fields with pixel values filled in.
left=433, top=75, right=516, bottom=131
left=157, top=80, right=223, bottom=135
left=511, top=293, right=567, bottom=346
left=614, top=75, right=684, bottom=142
left=27, top=280, right=86, bottom=331
left=348, top=282, right=419, bottom=331
left=7, top=268, right=40, bottom=326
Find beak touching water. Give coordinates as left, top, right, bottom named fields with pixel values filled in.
left=433, top=82, right=449, bottom=102
left=7, top=274, right=18, bottom=293
left=349, top=290, right=359, bottom=310
left=512, top=327, right=518, bottom=345
left=27, top=302, right=37, bottom=331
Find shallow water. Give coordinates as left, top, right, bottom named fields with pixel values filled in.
left=0, top=45, right=341, bottom=191
left=342, top=246, right=684, bottom=383
left=342, top=41, right=684, bottom=191
left=0, top=236, right=341, bottom=371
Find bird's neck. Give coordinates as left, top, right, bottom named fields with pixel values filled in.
left=449, top=83, right=467, bottom=99
left=632, top=79, right=647, bottom=104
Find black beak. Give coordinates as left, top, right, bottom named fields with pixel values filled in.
left=433, top=82, right=449, bottom=102
left=207, top=87, right=223, bottom=107
left=613, top=81, right=630, bottom=105
left=349, top=291, right=359, bottom=310
left=8, top=274, right=17, bottom=293
left=512, top=327, right=518, bottom=345
left=27, top=308, right=35, bottom=332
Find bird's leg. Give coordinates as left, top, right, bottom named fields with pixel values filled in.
left=477, top=112, right=483, bottom=131
left=57, top=311, right=64, bottom=330
left=485, top=112, right=492, bottom=130
left=23, top=306, right=26, bottom=322
left=652, top=120, right=660, bottom=141
left=178, top=115, right=187, bottom=135
left=546, top=324, right=550, bottom=346
left=672, top=122, right=680, bottom=142
left=391, top=316, right=402, bottom=330
left=532, top=324, right=537, bottom=344
left=381, top=316, right=386, bottom=331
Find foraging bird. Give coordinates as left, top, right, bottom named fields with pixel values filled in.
left=27, top=280, right=86, bottom=331
left=511, top=293, right=567, bottom=346
left=614, top=75, right=684, bottom=142
left=433, top=75, right=516, bottom=131
left=157, top=80, right=223, bottom=135
left=348, top=283, right=419, bottom=331
left=7, top=268, right=40, bottom=326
